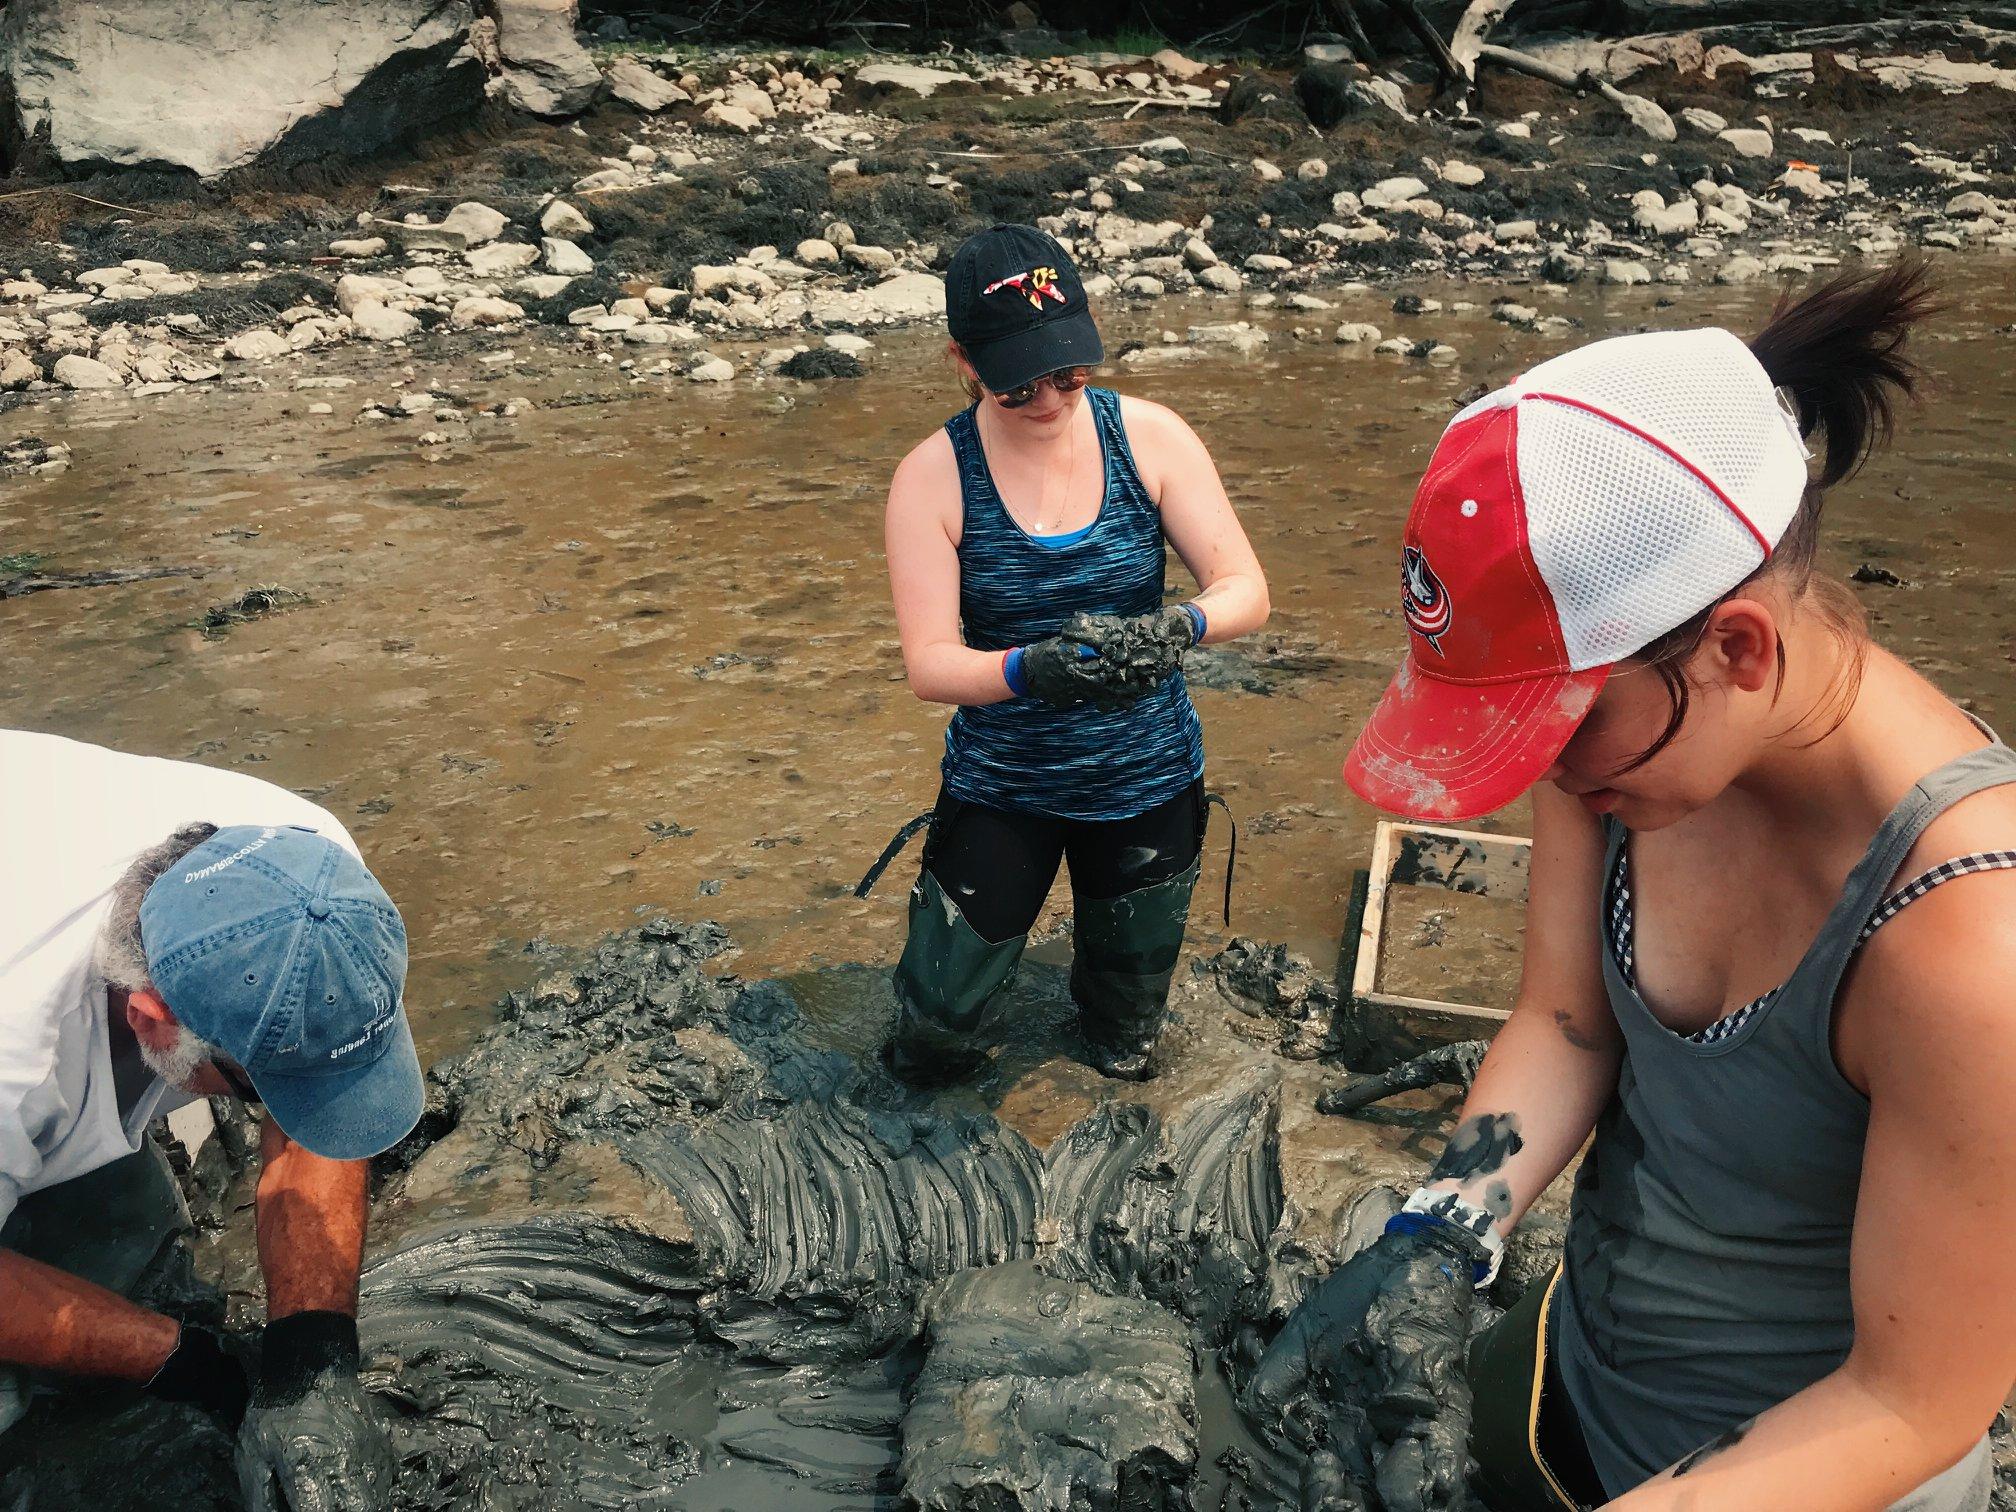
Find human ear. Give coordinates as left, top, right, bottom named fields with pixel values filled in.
left=1702, top=599, right=1779, bottom=694
left=125, top=988, right=178, bottom=1046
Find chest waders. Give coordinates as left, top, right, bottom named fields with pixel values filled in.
left=870, top=790, right=1226, bottom=1084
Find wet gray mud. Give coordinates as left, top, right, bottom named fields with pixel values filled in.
left=0, top=917, right=1528, bottom=1511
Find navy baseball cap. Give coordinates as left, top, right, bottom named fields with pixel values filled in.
left=945, top=224, right=1103, bottom=392
left=139, top=824, right=422, bottom=1161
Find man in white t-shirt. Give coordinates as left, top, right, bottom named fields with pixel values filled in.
left=0, top=730, right=426, bottom=1512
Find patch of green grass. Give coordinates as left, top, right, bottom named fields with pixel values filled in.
left=0, top=552, right=47, bottom=574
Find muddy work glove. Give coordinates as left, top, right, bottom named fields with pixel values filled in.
left=1008, top=606, right=1204, bottom=711
left=1246, top=1220, right=1484, bottom=1512
left=144, top=1321, right=252, bottom=1427
left=236, top=1312, right=396, bottom=1512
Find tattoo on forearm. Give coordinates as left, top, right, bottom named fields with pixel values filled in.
left=1553, top=1009, right=1603, bottom=1051
left=1429, top=1112, right=1525, bottom=1184
left=1672, top=1419, right=1752, bottom=1477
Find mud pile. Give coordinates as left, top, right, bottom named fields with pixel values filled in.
left=10, top=917, right=2005, bottom=1509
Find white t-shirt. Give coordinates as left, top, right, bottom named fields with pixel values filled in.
left=0, top=730, right=359, bottom=1232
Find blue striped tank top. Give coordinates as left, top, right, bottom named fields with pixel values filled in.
left=940, top=387, right=1205, bottom=821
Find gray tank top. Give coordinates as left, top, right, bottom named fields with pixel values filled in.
left=1553, top=741, right=2016, bottom=1497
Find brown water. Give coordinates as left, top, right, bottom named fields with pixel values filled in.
left=6, top=264, right=2014, bottom=1060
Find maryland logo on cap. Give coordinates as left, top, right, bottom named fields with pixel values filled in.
left=983, top=265, right=1067, bottom=311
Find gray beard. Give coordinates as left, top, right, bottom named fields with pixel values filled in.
left=139, top=1023, right=222, bottom=1094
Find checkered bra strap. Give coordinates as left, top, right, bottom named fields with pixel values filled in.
left=1856, top=850, right=2016, bottom=945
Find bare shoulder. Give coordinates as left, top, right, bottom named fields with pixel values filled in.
left=1115, top=392, right=1195, bottom=446
left=887, top=428, right=959, bottom=526
left=1846, top=837, right=2016, bottom=1082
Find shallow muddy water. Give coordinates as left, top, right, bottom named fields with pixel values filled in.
left=5, top=263, right=2014, bottom=1059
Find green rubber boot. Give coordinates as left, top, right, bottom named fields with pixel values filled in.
left=887, top=871, right=1029, bottom=1086
left=1070, top=861, right=1200, bottom=1081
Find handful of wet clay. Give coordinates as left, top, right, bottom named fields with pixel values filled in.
left=1245, top=1222, right=1484, bottom=1512
left=1022, top=608, right=1197, bottom=711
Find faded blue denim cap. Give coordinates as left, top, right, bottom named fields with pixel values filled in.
left=138, top=823, right=422, bottom=1161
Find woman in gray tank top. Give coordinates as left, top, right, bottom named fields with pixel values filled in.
left=1256, top=265, right=2011, bottom=1512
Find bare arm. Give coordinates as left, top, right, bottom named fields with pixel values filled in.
left=1416, top=783, right=1623, bottom=1231
left=886, top=431, right=1018, bottom=707
left=256, top=1115, right=368, bottom=1319
left=1122, top=397, right=1269, bottom=644
left=0, top=1245, right=179, bottom=1381
left=1608, top=877, right=2016, bottom=1510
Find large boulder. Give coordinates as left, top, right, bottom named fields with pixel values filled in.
left=0, top=0, right=483, bottom=179
left=484, top=0, right=600, bottom=117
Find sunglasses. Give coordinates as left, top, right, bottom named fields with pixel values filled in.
left=991, top=365, right=1092, bottom=409
left=216, top=1057, right=262, bottom=1106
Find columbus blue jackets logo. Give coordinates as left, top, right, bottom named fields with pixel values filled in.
left=1402, top=546, right=1452, bottom=653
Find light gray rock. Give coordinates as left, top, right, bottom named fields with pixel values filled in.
left=52, top=353, right=121, bottom=388
left=451, top=295, right=524, bottom=327
left=351, top=300, right=419, bottom=341
left=440, top=201, right=509, bottom=247
left=1633, top=197, right=1701, bottom=237
left=329, top=237, right=387, bottom=258
left=1137, top=135, right=1188, bottom=158
left=1252, top=158, right=1282, bottom=182
left=688, top=355, right=734, bottom=382
left=0, top=350, right=38, bottom=389
left=1601, top=258, right=1653, bottom=286
left=1243, top=253, right=1292, bottom=273
left=605, top=56, right=688, bottom=112
left=842, top=244, right=896, bottom=273
left=467, top=242, right=541, bottom=277
left=1438, top=160, right=1484, bottom=187
left=1681, top=106, right=1728, bottom=137
left=855, top=61, right=971, bottom=96
left=515, top=273, right=572, bottom=299
left=491, top=0, right=601, bottom=118
left=334, top=273, right=403, bottom=314
left=1333, top=322, right=1381, bottom=344
left=1944, top=190, right=1994, bottom=218
left=1296, top=158, right=1328, bottom=182
left=539, top=199, right=594, bottom=238
left=573, top=167, right=631, bottom=191
left=1196, top=264, right=1242, bottom=293
left=1187, top=322, right=1267, bottom=353
left=1719, top=127, right=1774, bottom=159
left=1715, top=255, right=1767, bottom=284
left=1494, top=219, right=1538, bottom=240
left=825, top=332, right=872, bottom=356
left=1122, top=275, right=1165, bottom=297
left=824, top=221, right=858, bottom=249
left=691, top=264, right=775, bottom=298
left=608, top=297, right=650, bottom=320
left=370, top=215, right=466, bottom=252
left=1363, top=175, right=1430, bottom=209
left=795, top=237, right=839, bottom=266
left=1181, top=238, right=1218, bottom=270
left=702, top=102, right=760, bottom=133
left=540, top=237, right=594, bottom=275
left=222, top=328, right=289, bottom=360
left=0, top=0, right=481, bottom=179
left=77, top=266, right=133, bottom=291
left=1616, top=92, right=1675, bottom=142
left=620, top=322, right=676, bottom=344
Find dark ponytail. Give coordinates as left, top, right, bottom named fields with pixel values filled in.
left=1611, top=261, right=1937, bottom=772
left=1747, top=258, right=1935, bottom=490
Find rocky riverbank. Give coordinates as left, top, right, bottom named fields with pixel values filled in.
left=2, top=29, right=2012, bottom=407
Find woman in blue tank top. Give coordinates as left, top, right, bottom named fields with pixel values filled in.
left=880, top=224, right=1268, bottom=1083
left=1250, top=267, right=2011, bottom=1512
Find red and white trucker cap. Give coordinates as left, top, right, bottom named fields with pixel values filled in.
left=1345, top=326, right=1811, bottom=821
